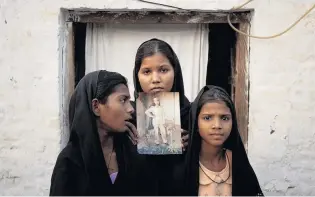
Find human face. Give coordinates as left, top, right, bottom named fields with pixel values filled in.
left=138, top=53, right=175, bottom=93
left=198, top=100, right=232, bottom=147
left=153, top=97, right=160, bottom=106
left=92, top=84, right=134, bottom=132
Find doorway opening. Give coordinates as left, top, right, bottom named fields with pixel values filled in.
left=206, top=23, right=238, bottom=96
left=60, top=9, right=251, bottom=149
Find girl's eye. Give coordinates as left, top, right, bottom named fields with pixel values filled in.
left=160, top=68, right=169, bottom=73
left=222, top=116, right=230, bottom=121
left=142, top=70, right=151, bottom=75
left=203, top=116, right=211, bottom=121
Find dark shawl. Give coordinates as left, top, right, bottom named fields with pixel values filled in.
left=49, top=70, right=145, bottom=196
left=130, top=38, right=191, bottom=195
left=180, top=85, right=263, bottom=196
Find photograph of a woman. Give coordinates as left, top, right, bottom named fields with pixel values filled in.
left=136, top=92, right=182, bottom=155
left=145, top=96, right=167, bottom=145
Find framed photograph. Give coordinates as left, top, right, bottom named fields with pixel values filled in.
left=136, top=92, right=182, bottom=155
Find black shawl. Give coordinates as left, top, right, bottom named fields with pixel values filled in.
left=130, top=38, right=191, bottom=195
left=49, top=70, right=144, bottom=196
left=182, top=85, right=263, bottom=196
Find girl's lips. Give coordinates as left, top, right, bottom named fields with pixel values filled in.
left=150, top=87, right=164, bottom=93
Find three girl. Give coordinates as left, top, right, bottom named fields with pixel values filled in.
left=50, top=39, right=263, bottom=196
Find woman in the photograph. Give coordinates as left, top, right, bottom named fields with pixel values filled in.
left=145, top=96, right=167, bottom=145
left=178, top=85, right=263, bottom=196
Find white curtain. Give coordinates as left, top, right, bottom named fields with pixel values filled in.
left=85, top=23, right=209, bottom=102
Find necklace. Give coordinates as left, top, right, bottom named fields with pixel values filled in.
left=106, top=148, right=114, bottom=171
left=199, top=150, right=231, bottom=184
left=199, top=151, right=231, bottom=196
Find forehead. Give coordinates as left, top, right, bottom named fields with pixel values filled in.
left=111, top=84, right=130, bottom=96
left=140, top=53, right=171, bottom=67
left=199, top=101, right=231, bottom=114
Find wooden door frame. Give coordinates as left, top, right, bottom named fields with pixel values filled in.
left=59, top=8, right=252, bottom=150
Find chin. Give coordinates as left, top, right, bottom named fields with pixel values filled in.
left=118, top=125, right=129, bottom=132
left=207, top=140, right=224, bottom=147
left=212, top=143, right=224, bottom=147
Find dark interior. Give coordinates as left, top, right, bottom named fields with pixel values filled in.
left=206, top=23, right=238, bottom=95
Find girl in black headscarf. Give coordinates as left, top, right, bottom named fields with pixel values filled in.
left=49, top=70, right=146, bottom=196
left=126, top=38, right=191, bottom=195
left=132, top=38, right=191, bottom=130
left=181, top=85, right=263, bottom=196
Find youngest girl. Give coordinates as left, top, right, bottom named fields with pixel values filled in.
left=183, top=85, right=263, bottom=196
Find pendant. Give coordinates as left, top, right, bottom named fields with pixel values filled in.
left=215, top=174, right=224, bottom=184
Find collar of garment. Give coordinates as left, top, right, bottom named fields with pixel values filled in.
left=199, top=155, right=232, bottom=185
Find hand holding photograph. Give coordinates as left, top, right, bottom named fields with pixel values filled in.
left=136, top=92, right=182, bottom=155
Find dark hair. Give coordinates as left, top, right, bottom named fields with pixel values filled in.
left=95, top=70, right=128, bottom=104
left=134, top=38, right=181, bottom=93
left=197, top=88, right=233, bottom=114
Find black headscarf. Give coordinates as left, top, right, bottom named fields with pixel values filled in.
left=183, top=85, right=263, bottom=196
left=129, top=38, right=192, bottom=196
left=50, top=70, right=135, bottom=196
left=133, top=38, right=191, bottom=130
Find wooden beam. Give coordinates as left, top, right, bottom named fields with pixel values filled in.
left=66, top=10, right=251, bottom=24
left=234, top=22, right=250, bottom=149
left=59, top=21, right=75, bottom=150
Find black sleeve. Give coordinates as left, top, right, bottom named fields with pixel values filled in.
left=49, top=155, right=86, bottom=196
left=171, top=160, right=186, bottom=196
